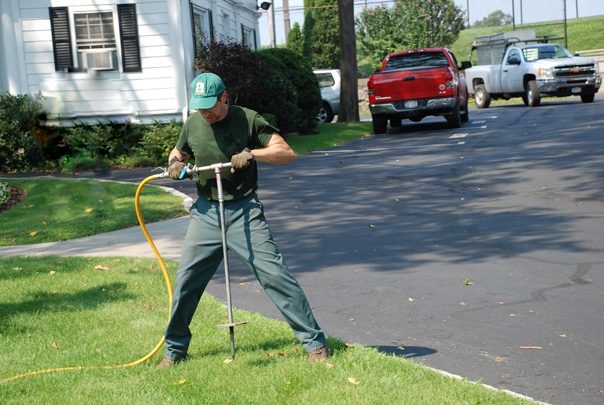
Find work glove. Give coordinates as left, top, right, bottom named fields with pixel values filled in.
left=230, top=148, right=255, bottom=171
left=167, top=158, right=187, bottom=180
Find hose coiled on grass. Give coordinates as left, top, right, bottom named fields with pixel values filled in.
left=1, top=174, right=173, bottom=383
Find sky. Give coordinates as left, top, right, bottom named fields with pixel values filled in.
left=257, top=0, right=604, bottom=47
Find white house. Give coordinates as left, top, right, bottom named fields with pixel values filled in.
left=0, top=0, right=262, bottom=124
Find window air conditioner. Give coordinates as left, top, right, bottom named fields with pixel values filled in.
left=82, top=51, right=115, bottom=71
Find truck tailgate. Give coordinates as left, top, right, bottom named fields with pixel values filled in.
left=371, top=67, right=453, bottom=101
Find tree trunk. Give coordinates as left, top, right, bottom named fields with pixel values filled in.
left=337, top=0, right=359, bottom=122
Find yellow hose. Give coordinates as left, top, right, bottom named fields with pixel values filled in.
left=1, top=174, right=173, bottom=383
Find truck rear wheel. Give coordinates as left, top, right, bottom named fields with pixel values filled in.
left=372, top=115, right=387, bottom=134
left=581, top=94, right=595, bottom=103
left=474, top=84, right=491, bottom=109
left=526, top=80, right=541, bottom=107
left=461, top=99, right=469, bottom=122
left=446, top=105, right=462, bottom=128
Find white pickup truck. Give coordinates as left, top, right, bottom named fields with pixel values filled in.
left=464, top=31, right=601, bottom=108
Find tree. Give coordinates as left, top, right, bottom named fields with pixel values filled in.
left=338, top=0, right=359, bottom=122
left=303, top=0, right=340, bottom=68
left=286, top=22, right=304, bottom=57
left=356, top=0, right=465, bottom=68
left=473, top=10, right=513, bottom=28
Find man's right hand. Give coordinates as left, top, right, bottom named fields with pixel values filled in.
left=167, top=160, right=186, bottom=180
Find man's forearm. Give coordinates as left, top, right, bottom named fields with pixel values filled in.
left=252, top=133, right=295, bottom=165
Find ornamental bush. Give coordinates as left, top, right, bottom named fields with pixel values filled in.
left=0, top=92, right=45, bottom=172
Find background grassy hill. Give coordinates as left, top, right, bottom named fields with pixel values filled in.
left=449, top=14, right=604, bottom=61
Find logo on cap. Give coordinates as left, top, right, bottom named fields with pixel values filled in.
left=195, top=82, right=206, bottom=96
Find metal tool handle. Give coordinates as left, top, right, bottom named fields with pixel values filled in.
left=178, top=162, right=232, bottom=179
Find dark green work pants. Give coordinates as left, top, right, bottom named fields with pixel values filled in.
left=164, top=193, right=326, bottom=361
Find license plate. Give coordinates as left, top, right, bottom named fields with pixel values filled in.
left=571, top=87, right=581, bottom=94
left=404, top=100, right=418, bottom=108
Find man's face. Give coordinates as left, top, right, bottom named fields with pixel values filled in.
left=200, top=92, right=228, bottom=124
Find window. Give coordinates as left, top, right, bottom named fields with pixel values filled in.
left=49, top=4, right=141, bottom=73
left=241, top=25, right=256, bottom=50
left=385, top=52, right=449, bottom=71
left=189, top=3, right=213, bottom=59
left=222, top=13, right=231, bottom=38
left=315, top=73, right=335, bottom=88
left=74, top=11, right=117, bottom=70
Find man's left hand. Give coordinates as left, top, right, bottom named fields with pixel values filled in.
left=231, top=148, right=255, bottom=170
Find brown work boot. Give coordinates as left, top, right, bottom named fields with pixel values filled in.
left=308, top=346, right=330, bottom=363
left=157, top=356, right=185, bottom=369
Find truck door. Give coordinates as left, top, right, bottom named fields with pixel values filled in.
left=501, top=49, right=523, bottom=93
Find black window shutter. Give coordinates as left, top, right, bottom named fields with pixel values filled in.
left=253, top=29, right=257, bottom=50
left=49, top=7, right=74, bottom=72
left=189, top=1, right=198, bottom=59
left=241, top=23, right=244, bottom=45
left=208, top=11, right=214, bottom=42
left=117, top=4, right=142, bottom=72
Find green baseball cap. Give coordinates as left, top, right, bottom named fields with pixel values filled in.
left=189, top=72, right=225, bottom=110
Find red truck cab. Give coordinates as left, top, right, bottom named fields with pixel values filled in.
left=367, top=48, right=471, bottom=134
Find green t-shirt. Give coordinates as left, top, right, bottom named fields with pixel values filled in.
left=175, top=105, right=278, bottom=201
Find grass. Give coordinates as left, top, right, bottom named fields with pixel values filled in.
left=0, top=256, right=536, bottom=404
left=0, top=179, right=187, bottom=246
left=287, top=121, right=373, bottom=155
left=449, top=15, right=604, bottom=62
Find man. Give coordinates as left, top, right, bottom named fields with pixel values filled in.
left=158, top=72, right=329, bottom=368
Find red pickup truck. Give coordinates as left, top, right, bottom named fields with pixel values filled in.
left=367, top=48, right=471, bottom=134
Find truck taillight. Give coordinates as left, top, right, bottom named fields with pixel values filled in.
left=445, top=67, right=458, bottom=88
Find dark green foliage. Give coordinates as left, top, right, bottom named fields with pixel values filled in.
left=194, top=39, right=272, bottom=109
left=472, top=10, right=513, bottom=28
left=303, top=0, right=340, bottom=69
left=286, top=22, right=305, bottom=58
left=194, top=40, right=319, bottom=134
left=60, top=121, right=145, bottom=170
left=356, top=0, right=465, bottom=68
left=256, top=48, right=321, bottom=133
left=137, top=120, right=182, bottom=165
left=0, top=92, right=44, bottom=172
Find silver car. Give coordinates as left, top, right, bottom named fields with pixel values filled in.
left=314, top=69, right=340, bottom=123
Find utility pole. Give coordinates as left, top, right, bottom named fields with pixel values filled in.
left=520, top=0, right=523, bottom=24
left=563, top=0, right=568, bottom=48
left=337, top=0, right=359, bottom=122
left=268, top=2, right=276, bottom=47
left=466, top=0, right=470, bottom=27
left=283, top=0, right=291, bottom=38
left=512, top=0, right=515, bottom=30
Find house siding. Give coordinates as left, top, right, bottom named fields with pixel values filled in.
left=1, top=0, right=262, bottom=124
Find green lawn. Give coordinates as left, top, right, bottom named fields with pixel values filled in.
left=0, top=256, right=535, bottom=404
left=0, top=179, right=187, bottom=246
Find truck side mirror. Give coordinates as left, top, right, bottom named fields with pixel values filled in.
left=460, top=61, right=472, bottom=70
left=507, top=56, right=521, bottom=65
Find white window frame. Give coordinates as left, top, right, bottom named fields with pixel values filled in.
left=222, top=12, right=231, bottom=39
left=192, top=6, right=211, bottom=46
left=242, top=25, right=255, bottom=49
left=69, top=6, right=120, bottom=72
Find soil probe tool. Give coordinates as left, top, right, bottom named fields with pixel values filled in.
left=179, top=162, right=248, bottom=359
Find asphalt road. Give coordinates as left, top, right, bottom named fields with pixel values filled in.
left=3, top=96, right=602, bottom=404
left=204, top=98, right=603, bottom=404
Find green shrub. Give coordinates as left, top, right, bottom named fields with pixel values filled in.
left=0, top=92, right=45, bottom=172
left=0, top=180, right=10, bottom=205
left=62, top=121, right=143, bottom=161
left=194, top=40, right=319, bottom=134
left=135, top=120, right=182, bottom=165
left=256, top=48, right=321, bottom=134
